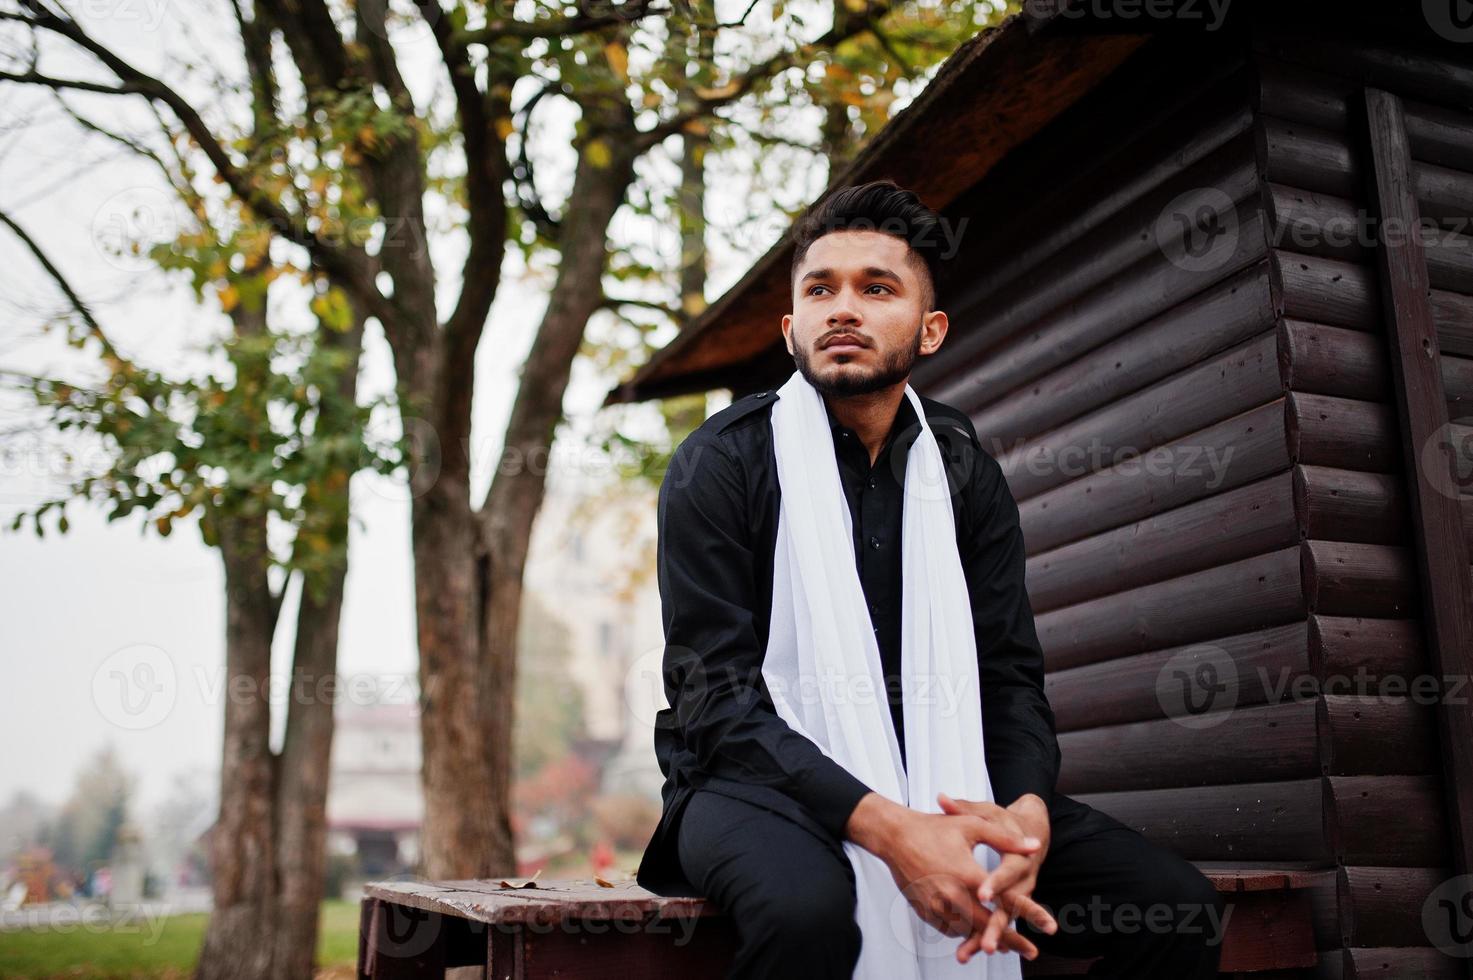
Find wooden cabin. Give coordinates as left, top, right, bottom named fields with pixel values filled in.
left=607, top=1, right=1473, bottom=976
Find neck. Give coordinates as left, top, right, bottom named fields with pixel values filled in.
left=824, top=380, right=907, bottom=465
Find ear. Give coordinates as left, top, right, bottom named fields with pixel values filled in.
left=918, top=309, right=949, bottom=357
left=781, top=313, right=795, bottom=355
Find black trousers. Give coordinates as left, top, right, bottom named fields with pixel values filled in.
left=675, top=788, right=1227, bottom=979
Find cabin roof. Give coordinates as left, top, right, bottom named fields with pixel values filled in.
left=605, top=7, right=1148, bottom=404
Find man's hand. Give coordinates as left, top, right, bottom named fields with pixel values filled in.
left=937, top=792, right=1058, bottom=964
left=844, top=791, right=1044, bottom=958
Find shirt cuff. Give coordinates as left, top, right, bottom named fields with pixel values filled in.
left=990, top=760, right=1056, bottom=810
left=801, top=762, right=875, bottom=841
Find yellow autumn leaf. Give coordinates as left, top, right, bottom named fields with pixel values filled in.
left=694, top=80, right=744, bottom=101
left=219, top=284, right=240, bottom=312
left=603, top=41, right=629, bottom=82
left=494, top=115, right=515, bottom=140
left=586, top=138, right=612, bottom=169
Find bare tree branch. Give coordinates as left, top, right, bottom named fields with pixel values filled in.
left=230, top=0, right=281, bottom=128
left=510, top=80, right=563, bottom=242
left=413, top=0, right=510, bottom=377
left=0, top=68, right=142, bottom=96
left=598, top=294, right=686, bottom=323
left=4, top=1, right=401, bottom=329
left=0, top=207, right=130, bottom=364
left=632, top=0, right=898, bottom=151
left=458, top=1, right=664, bottom=43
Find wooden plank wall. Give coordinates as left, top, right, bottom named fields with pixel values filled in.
left=913, top=21, right=1473, bottom=979
left=1250, top=27, right=1473, bottom=980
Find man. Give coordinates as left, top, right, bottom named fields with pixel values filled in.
left=635, top=180, right=1226, bottom=978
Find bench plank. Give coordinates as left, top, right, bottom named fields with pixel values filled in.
left=359, top=869, right=1330, bottom=978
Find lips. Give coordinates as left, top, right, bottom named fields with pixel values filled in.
left=821, top=334, right=869, bottom=351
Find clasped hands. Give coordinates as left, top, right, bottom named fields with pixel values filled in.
left=888, top=791, right=1058, bottom=964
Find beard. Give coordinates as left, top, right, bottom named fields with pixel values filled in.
left=792, top=324, right=923, bottom=397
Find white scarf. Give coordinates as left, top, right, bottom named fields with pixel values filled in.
left=762, top=370, right=1022, bottom=980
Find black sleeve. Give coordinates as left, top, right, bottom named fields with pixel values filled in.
left=657, top=430, right=875, bottom=840
left=961, top=446, right=1062, bottom=809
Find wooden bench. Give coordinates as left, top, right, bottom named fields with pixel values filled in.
left=356, top=865, right=1332, bottom=978
left=1024, top=865, right=1331, bottom=978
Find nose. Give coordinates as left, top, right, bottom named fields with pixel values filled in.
left=826, top=284, right=861, bottom=328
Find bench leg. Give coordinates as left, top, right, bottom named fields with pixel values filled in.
left=361, top=897, right=449, bottom=979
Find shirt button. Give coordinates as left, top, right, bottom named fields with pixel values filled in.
left=869, top=536, right=881, bottom=550
left=868, top=477, right=877, bottom=489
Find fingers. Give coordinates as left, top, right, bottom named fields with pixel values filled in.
left=955, top=880, right=1059, bottom=964
left=1000, top=920, right=1041, bottom=959
left=1011, top=893, right=1059, bottom=935
left=938, top=792, right=994, bottom=814
left=980, top=895, right=1011, bottom=953
left=927, top=879, right=1001, bottom=939
left=962, top=814, right=1041, bottom=856
left=955, top=914, right=1040, bottom=963
left=982, top=873, right=1058, bottom=936
left=937, top=793, right=1004, bottom=822
left=978, top=853, right=1030, bottom=902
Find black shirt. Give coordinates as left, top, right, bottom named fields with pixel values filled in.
left=825, top=393, right=916, bottom=767
left=639, top=382, right=1061, bottom=892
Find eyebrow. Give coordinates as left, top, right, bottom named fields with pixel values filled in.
left=799, top=265, right=905, bottom=286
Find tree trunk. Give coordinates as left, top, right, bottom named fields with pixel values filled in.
left=197, top=298, right=362, bottom=979
left=411, top=481, right=505, bottom=878
left=270, top=313, right=364, bottom=977
left=196, top=513, right=278, bottom=980
left=471, top=137, right=640, bottom=877
left=270, top=569, right=348, bottom=978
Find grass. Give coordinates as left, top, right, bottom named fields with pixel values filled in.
left=0, top=900, right=360, bottom=980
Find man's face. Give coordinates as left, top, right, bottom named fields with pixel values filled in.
left=782, top=230, right=948, bottom=398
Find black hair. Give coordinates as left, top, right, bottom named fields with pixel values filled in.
left=789, top=178, right=943, bottom=312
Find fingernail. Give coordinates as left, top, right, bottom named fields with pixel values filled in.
left=1024, top=837, right=1041, bottom=848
